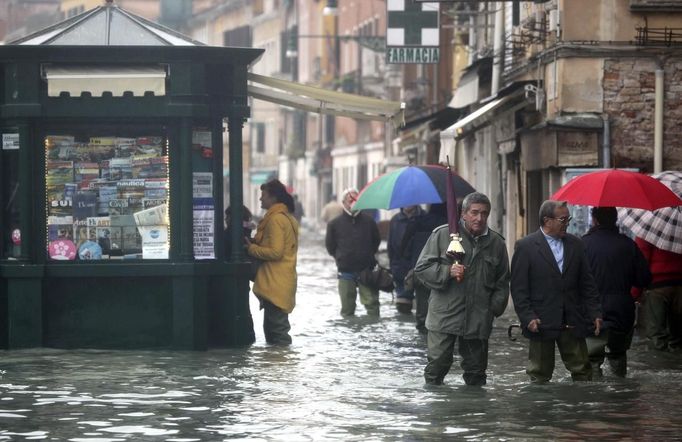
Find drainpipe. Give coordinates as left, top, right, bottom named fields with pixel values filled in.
left=602, top=114, right=610, bottom=168
left=468, top=13, right=477, bottom=64
left=654, top=67, right=664, bottom=173
left=491, top=2, right=504, bottom=95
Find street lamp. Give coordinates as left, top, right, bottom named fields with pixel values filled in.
left=323, top=0, right=338, bottom=17
left=285, top=29, right=298, bottom=59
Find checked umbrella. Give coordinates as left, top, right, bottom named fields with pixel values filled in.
left=619, top=171, right=682, bottom=254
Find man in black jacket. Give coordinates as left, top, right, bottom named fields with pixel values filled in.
left=511, top=200, right=603, bottom=383
left=582, top=206, right=651, bottom=377
left=325, top=188, right=381, bottom=317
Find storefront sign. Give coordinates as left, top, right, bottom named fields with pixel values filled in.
left=386, top=47, right=439, bottom=64
left=2, top=133, right=19, bottom=150
left=557, top=131, right=598, bottom=167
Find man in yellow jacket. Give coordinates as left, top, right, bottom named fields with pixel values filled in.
left=246, top=179, right=299, bottom=345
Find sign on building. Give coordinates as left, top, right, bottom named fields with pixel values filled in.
left=386, top=0, right=440, bottom=64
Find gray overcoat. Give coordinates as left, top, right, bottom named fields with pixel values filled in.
left=414, top=224, right=510, bottom=339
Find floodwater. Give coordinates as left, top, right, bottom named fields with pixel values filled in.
left=1, top=230, right=681, bottom=441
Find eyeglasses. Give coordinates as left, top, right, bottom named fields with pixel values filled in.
left=551, top=216, right=572, bottom=224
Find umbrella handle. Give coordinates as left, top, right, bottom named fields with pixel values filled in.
left=453, top=259, right=463, bottom=282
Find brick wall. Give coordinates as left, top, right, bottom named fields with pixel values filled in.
left=603, top=58, right=682, bottom=172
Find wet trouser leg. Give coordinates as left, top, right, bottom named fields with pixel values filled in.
left=358, top=282, right=380, bottom=316
left=262, top=299, right=292, bottom=345
left=557, top=330, right=591, bottom=381
left=458, top=337, right=488, bottom=386
left=338, top=279, right=357, bottom=316
left=668, top=285, right=682, bottom=350
left=644, top=286, right=673, bottom=350
left=424, top=330, right=455, bottom=385
left=604, top=328, right=633, bottom=377
left=394, top=279, right=414, bottom=314
left=527, top=339, right=556, bottom=383
left=414, top=280, right=430, bottom=332
left=586, top=334, right=607, bottom=377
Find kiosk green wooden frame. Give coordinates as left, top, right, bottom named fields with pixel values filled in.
left=0, top=5, right=263, bottom=350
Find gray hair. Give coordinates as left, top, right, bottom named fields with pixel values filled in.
left=341, top=187, right=358, bottom=200
left=461, top=192, right=491, bottom=213
left=539, top=200, right=567, bottom=226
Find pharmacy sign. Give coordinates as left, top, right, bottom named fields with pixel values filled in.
left=386, top=0, right=440, bottom=64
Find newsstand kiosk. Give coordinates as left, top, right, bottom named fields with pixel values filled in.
left=0, top=3, right=263, bottom=349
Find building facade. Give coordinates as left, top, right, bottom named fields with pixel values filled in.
left=442, top=0, right=682, bottom=253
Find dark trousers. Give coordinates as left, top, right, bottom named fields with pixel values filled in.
left=262, top=299, right=292, bottom=345
left=527, top=330, right=591, bottom=382
left=643, top=285, right=682, bottom=351
left=424, top=330, right=488, bottom=386
left=586, top=328, right=633, bottom=377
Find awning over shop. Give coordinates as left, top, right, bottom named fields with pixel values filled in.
left=441, top=86, right=528, bottom=141
left=527, top=113, right=604, bottom=130
left=44, top=65, right=167, bottom=97
left=247, top=73, right=405, bottom=126
left=448, top=57, right=491, bottom=108
left=401, top=106, right=463, bottom=132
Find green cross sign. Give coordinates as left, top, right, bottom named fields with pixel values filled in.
left=387, top=0, right=439, bottom=64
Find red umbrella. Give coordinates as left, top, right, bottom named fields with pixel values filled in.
left=550, top=169, right=682, bottom=210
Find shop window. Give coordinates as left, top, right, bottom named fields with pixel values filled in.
left=45, top=133, right=169, bottom=260
left=2, top=132, right=20, bottom=259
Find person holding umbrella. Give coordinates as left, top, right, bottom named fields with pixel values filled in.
left=325, top=188, right=382, bottom=317
left=633, top=237, right=682, bottom=352
left=582, top=207, right=651, bottom=377
left=619, top=171, right=682, bottom=352
left=415, top=192, right=510, bottom=386
left=510, top=200, right=603, bottom=383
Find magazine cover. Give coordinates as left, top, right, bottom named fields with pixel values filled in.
left=45, top=135, right=75, bottom=161
left=107, top=198, right=130, bottom=216
left=73, top=220, right=90, bottom=248
left=108, top=157, right=132, bottom=180
left=135, top=136, right=164, bottom=156
left=142, top=198, right=167, bottom=210
left=96, top=184, right=118, bottom=215
left=73, top=191, right=97, bottom=220
left=47, top=215, right=74, bottom=242
left=46, top=161, right=73, bottom=186
left=144, top=178, right=169, bottom=198
left=74, top=162, right=100, bottom=189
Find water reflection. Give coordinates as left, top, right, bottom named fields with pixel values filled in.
left=0, top=230, right=681, bottom=440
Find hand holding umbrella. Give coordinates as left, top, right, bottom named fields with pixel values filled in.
left=444, top=160, right=466, bottom=282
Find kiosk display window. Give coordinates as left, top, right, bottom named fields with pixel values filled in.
left=45, top=134, right=169, bottom=260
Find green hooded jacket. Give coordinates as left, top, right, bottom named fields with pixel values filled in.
left=414, top=223, right=510, bottom=339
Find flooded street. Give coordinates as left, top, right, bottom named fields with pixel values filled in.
left=1, top=229, right=681, bottom=441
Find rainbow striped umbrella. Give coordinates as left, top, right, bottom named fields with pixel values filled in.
left=352, top=165, right=475, bottom=210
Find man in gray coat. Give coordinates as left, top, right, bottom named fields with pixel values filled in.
left=415, top=192, right=510, bottom=386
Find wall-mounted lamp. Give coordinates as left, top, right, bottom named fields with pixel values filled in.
left=285, top=28, right=298, bottom=58
left=323, top=0, right=338, bottom=16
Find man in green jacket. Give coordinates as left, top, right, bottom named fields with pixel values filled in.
left=415, top=192, right=510, bottom=386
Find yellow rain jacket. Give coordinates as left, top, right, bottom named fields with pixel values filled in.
left=248, top=203, right=299, bottom=313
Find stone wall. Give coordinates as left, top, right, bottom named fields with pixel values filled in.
left=603, top=58, right=682, bottom=172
